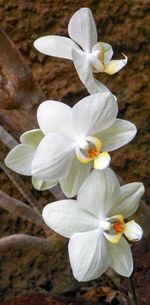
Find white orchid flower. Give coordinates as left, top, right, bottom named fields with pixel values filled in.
left=34, top=8, right=127, bottom=94
left=4, top=129, right=57, bottom=191
left=31, top=92, right=136, bottom=197
left=42, top=168, right=144, bottom=281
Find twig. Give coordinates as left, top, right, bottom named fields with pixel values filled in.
left=105, top=268, right=120, bottom=289
left=0, top=190, right=49, bottom=233
left=127, top=274, right=137, bottom=305
left=0, top=140, right=42, bottom=214
left=0, top=125, right=18, bottom=148
left=0, top=157, right=42, bottom=213
left=0, top=30, right=43, bottom=139
left=0, top=234, right=52, bottom=252
left=50, top=184, right=66, bottom=201
left=0, top=132, right=52, bottom=235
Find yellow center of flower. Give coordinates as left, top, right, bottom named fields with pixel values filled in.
left=88, top=148, right=99, bottom=158
left=103, top=215, right=125, bottom=244
left=103, top=214, right=142, bottom=244
left=76, top=136, right=102, bottom=164
left=75, top=136, right=111, bottom=170
left=113, top=219, right=125, bottom=234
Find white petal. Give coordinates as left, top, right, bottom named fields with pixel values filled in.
left=68, top=8, right=97, bottom=52
left=108, top=237, right=133, bottom=277
left=94, top=152, right=111, bottom=170
left=111, top=183, right=145, bottom=218
left=60, top=157, right=91, bottom=198
left=69, top=230, right=110, bottom=281
left=37, top=100, right=74, bottom=136
left=72, top=48, right=110, bottom=94
left=72, top=92, right=117, bottom=137
left=34, top=35, right=80, bottom=59
left=32, top=133, right=75, bottom=180
left=5, top=144, right=35, bottom=176
left=20, top=129, right=44, bottom=148
left=96, top=119, right=137, bottom=152
left=92, top=42, right=113, bottom=64
left=32, top=177, right=58, bottom=191
left=78, top=168, right=120, bottom=218
left=93, top=78, right=111, bottom=93
left=42, top=200, right=98, bottom=238
left=104, top=54, right=128, bottom=75
left=124, top=221, right=143, bottom=241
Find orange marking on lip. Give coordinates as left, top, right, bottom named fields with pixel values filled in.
left=113, top=220, right=125, bottom=234
left=88, top=148, right=99, bottom=158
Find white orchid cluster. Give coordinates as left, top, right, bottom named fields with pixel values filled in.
left=5, top=8, right=144, bottom=282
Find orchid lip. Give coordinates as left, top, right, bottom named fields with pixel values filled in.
left=102, top=214, right=143, bottom=244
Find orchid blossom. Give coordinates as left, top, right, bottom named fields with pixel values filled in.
left=34, top=8, right=127, bottom=94
left=42, top=168, right=144, bottom=281
left=31, top=92, right=136, bottom=197
left=4, top=129, right=57, bottom=191
left=5, top=93, right=136, bottom=198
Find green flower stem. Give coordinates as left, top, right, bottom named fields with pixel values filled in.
left=127, top=273, right=137, bottom=305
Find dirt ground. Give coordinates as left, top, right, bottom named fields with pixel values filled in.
left=0, top=0, right=149, bottom=304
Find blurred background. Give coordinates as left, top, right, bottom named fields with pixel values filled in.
left=0, top=0, right=149, bottom=304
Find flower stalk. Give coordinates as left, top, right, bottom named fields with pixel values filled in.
left=127, top=274, right=137, bottom=305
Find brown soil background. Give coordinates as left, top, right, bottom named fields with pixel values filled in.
left=0, top=0, right=149, bottom=304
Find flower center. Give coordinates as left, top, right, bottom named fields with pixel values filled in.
left=109, top=215, right=125, bottom=234
left=102, top=215, right=127, bottom=244
left=86, top=50, right=104, bottom=73
left=113, top=220, right=125, bottom=233
left=75, top=136, right=111, bottom=169
left=103, top=214, right=143, bottom=244
left=88, top=148, right=99, bottom=158
left=75, top=136, right=102, bottom=164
